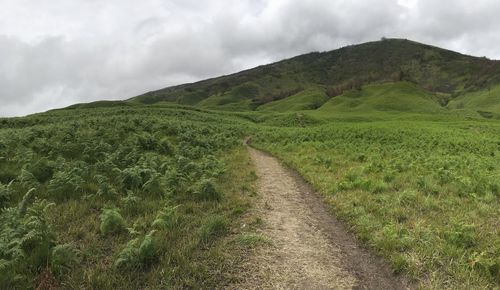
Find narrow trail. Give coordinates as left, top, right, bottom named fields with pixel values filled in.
left=231, top=146, right=407, bottom=290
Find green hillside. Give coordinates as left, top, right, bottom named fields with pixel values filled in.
left=128, top=38, right=500, bottom=115
left=448, top=84, right=500, bottom=116
left=257, top=88, right=329, bottom=112
left=318, top=82, right=444, bottom=113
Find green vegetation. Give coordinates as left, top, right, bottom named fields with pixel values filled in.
left=4, top=102, right=496, bottom=289
left=236, top=233, right=270, bottom=247
left=318, top=82, right=444, bottom=113
left=129, top=39, right=500, bottom=111
left=251, top=118, right=500, bottom=289
left=0, top=106, right=259, bottom=288
left=257, top=88, right=329, bottom=112
left=448, top=84, right=500, bottom=116
left=1, top=39, right=500, bottom=289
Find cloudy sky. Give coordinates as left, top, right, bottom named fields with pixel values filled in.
left=1, top=0, right=499, bottom=117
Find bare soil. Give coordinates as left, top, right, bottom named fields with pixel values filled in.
left=228, top=146, right=409, bottom=290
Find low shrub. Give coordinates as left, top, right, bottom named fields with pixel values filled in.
left=95, top=175, right=117, bottom=198
left=26, top=158, right=55, bottom=183
left=0, top=190, right=56, bottom=288
left=47, top=169, right=85, bottom=201
left=114, top=230, right=158, bottom=269
left=0, top=181, right=13, bottom=209
left=50, top=243, right=79, bottom=276
left=142, top=173, right=164, bottom=196
left=100, top=208, right=127, bottom=236
left=157, top=138, right=173, bottom=155
left=121, top=191, right=141, bottom=213
left=120, top=167, right=143, bottom=190
left=19, top=169, right=39, bottom=190
left=195, top=179, right=223, bottom=201
left=151, top=206, right=179, bottom=230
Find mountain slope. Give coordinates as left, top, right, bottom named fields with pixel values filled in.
left=448, top=84, right=500, bottom=115
left=319, top=82, right=444, bottom=113
left=256, top=88, right=329, bottom=112
left=129, top=38, right=500, bottom=113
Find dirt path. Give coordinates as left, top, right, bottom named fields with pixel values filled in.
left=230, top=146, right=408, bottom=289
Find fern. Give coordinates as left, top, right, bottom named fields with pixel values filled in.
left=19, top=169, right=39, bottom=190
left=200, top=155, right=226, bottom=178
left=100, top=208, right=127, bottom=236
left=95, top=175, right=117, bottom=198
left=195, top=179, right=222, bottom=201
left=114, top=230, right=158, bottom=269
left=151, top=205, right=179, bottom=229
left=0, top=195, right=56, bottom=288
left=95, top=158, right=116, bottom=175
left=0, top=181, right=13, bottom=209
left=17, top=188, right=36, bottom=216
left=114, top=238, right=140, bottom=269
left=122, top=190, right=141, bottom=213
left=48, top=168, right=85, bottom=201
left=157, top=138, right=173, bottom=155
left=25, top=158, right=55, bottom=183
left=137, top=230, right=157, bottom=266
left=142, top=172, right=164, bottom=196
left=127, top=217, right=149, bottom=236
left=121, top=167, right=143, bottom=190
left=136, top=132, right=157, bottom=151
left=50, top=243, right=79, bottom=276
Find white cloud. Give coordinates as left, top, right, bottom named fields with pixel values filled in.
left=0, top=0, right=499, bottom=116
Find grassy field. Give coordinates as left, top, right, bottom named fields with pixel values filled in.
left=251, top=116, right=500, bottom=289
left=0, top=106, right=264, bottom=289
left=1, top=86, right=499, bottom=289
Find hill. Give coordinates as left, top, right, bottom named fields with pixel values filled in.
left=448, top=84, right=500, bottom=117
left=318, top=82, right=444, bottom=114
left=256, top=88, right=329, bottom=112
left=127, top=38, right=500, bottom=115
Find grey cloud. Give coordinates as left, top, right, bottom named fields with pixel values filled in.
left=0, top=0, right=499, bottom=117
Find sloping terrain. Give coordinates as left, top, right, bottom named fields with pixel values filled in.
left=256, top=88, right=329, bottom=112
left=318, top=82, right=444, bottom=113
left=128, top=38, right=500, bottom=114
left=448, top=84, right=500, bottom=116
